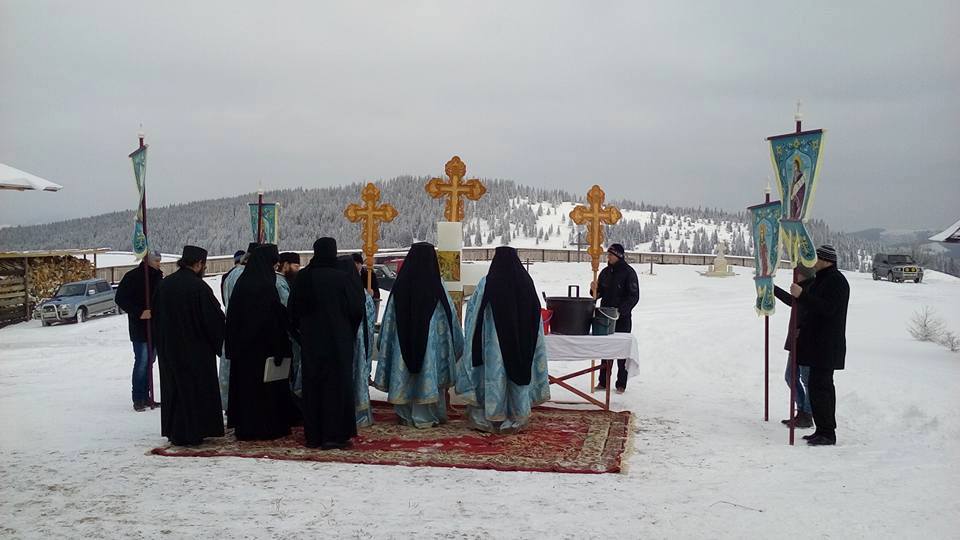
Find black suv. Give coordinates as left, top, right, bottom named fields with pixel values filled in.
left=872, top=253, right=923, bottom=283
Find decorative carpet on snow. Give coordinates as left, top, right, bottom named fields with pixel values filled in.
left=150, top=401, right=632, bottom=474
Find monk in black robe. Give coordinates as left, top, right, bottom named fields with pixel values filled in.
left=152, top=245, right=226, bottom=446
left=225, top=244, right=292, bottom=441
left=289, top=238, right=365, bottom=449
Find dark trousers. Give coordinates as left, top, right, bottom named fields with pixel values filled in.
left=807, top=366, right=837, bottom=439
left=598, top=316, right=632, bottom=389
left=598, top=359, right=628, bottom=389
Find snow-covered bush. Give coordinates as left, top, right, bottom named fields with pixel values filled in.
left=908, top=306, right=944, bottom=342
left=937, top=331, right=960, bottom=353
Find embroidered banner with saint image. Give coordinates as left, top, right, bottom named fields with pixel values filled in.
left=767, top=129, right=825, bottom=267
left=748, top=201, right=782, bottom=315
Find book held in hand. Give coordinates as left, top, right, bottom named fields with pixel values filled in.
left=263, top=357, right=291, bottom=383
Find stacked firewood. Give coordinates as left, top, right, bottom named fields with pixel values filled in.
left=28, top=256, right=95, bottom=300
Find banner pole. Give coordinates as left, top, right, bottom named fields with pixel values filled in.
left=764, top=188, right=771, bottom=422
left=788, top=108, right=802, bottom=446
left=138, top=131, right=157, bottom=407
left=256, top=187, right=264, bottom=244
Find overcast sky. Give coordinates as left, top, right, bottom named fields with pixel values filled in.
left=1, top=1, right=957, bottom=232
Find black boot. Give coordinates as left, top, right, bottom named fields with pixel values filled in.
left=794, top=412, right=813, bottom=429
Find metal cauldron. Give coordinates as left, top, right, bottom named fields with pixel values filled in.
left=545, top=285, right=596, bottom=335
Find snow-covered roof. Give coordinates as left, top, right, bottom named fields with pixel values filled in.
left=929, top=218, right=960, bottom=243
left=0, top=163, right=63, bottom=192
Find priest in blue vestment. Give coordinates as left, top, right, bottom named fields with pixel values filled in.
left=374, top=242, right=464, bottom=428
left=455, top=246, right=550, bottom=433
left=335, top=256, right=377, bottom=428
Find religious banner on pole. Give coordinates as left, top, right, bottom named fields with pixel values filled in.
left=248, top=202, right=280, bottom=244
left=345, top=182, right=398, bottom=292
left=129, top=144, right=149, bottom=260
left=767, top=129, right=825, bottom=267
left=748, top=201, right=782, bottom=315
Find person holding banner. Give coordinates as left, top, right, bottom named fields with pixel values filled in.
left=774, top=265, right=816, bottom=429
left=374, top=242, right=464, bottom=428
left=787, top=245, right=849, bottom=446
left=288, top=238, right=365, bottom=449
left=152, top=245, right=225, bottom=447
left=225, top=244, right=293, bottom=441
left=114, top=249, right=163, bottom=412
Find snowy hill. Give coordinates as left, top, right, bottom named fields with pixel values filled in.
left=0, top=263, right=957, bottom=537
left=0, top=177, right=900, bottom=273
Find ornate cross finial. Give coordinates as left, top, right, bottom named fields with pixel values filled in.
left=569, top=185, right=622, bottom=276
left=425, top=156, right=487, bottom=222
left=345, top=182, right=398, bottom=290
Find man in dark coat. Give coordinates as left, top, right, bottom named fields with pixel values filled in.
left=787, top=244, right=849, bottom=446
left=354, top=253, right=381, bottom=300
left=774, top=265, right=816, bottom=429
left=591, top=243, right=640, bottom=392
left=114, top=250, right=164, bottom=411
left=289, top=238, right=365, bottom=449
left=225, top=244, right=293, bottom=441
left=152, top=245, right=226, bottom=446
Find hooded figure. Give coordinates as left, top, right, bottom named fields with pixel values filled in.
left=219, top=241, right=261, bottom=414
left=336, top=256, right=378, bottom=428
left=152, top=245, right=225, bottom=446
left=373, top=242, right=464, bottom=428
left=288, top=238, right=365, bottom=449
left=224, top=244, right=292, bottom=441
left=455, top=246, right=550, bottom=433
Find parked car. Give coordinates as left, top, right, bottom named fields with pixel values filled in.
left=372, top=264, right=397, bottom=291
left=872, top=253, right=924, bottom=283
left=37, top=279, right=119, bottom=326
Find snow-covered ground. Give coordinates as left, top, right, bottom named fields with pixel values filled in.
left=1, top=264, right=958, bottom=538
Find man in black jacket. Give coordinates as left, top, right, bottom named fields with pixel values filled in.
left=591, top=243, right=640, bottom=392
left=114, top=250, right=164, bottom=411
left=787, top=244, right=849, bottom=446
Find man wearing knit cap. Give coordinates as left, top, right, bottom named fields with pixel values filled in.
left=591, top=243, right=640, bottom=393
left=788, top=244, right=849, bottom=446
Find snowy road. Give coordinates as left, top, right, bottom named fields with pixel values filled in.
left=1, top=265, right=958, bottom=538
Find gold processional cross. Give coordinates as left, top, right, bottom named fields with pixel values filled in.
left=569, top=185, right=622, bottom=295
left=344, top=182, right=398, bottom=292
left=425, top=156, right=487, bottom=222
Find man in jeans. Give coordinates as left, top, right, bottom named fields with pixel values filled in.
left=774, top=265, right=816, bottom=429
left=115, top=250, right=164, bottom=411
left=591, top=243, right=640, bottom=393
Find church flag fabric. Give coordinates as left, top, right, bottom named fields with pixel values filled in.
left=767, top=129, right=825, bottom=267
left=129, top=145, right=149, bottom=260
left=749, top=201, right=782, bottom=316
left=248, top=202, right=280, bottom=244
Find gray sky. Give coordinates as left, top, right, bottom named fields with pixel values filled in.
left=1, top=1, right=957, bottom=232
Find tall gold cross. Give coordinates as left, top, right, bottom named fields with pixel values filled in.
left=569, top=185, right=622, bottom=287
left=344, top=182, right=398, bottom=291
left=425, top=156, right=487, bottom=222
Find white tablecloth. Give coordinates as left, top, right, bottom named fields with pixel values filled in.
left=544, top=333, right=640, bottom=379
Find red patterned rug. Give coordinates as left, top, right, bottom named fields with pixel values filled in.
left=151, top=402, right=632, bottom=474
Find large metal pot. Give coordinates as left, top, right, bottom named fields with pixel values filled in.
left=545, top=285, right=596, bottom=335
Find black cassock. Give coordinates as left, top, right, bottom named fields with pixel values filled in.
left=225, top=244, right=292, bottom=441
left=152, top=267, right=226, bottom=445
left=289, top=239, right=365, bottom=448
